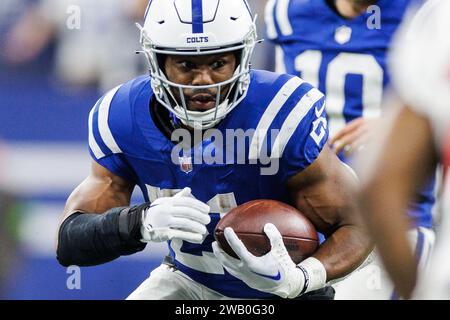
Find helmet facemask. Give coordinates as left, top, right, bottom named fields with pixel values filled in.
left=137, top=20, right=258, bottom=130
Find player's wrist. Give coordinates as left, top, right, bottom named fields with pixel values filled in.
left=295, top=257, right=327, bottom=297
left=140, top=200, right=174, bottom=242
left=139, top=203, right=160, bottom=242
left=120, top=202, right=151, bottom=243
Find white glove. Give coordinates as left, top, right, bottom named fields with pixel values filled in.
left=212, top=223, right=326, bottom=299
left=141, top=187, right=211, bottom=244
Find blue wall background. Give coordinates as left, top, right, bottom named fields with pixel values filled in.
left=0, top=44, right=163, bottom=300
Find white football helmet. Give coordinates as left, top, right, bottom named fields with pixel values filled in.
left=138, top=0, right=258, bottom=129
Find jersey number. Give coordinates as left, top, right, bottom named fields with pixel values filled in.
left=286, top=49, right=384, bottom=133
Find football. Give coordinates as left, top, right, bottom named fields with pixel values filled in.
left=214, top=199, right=319, bottom=264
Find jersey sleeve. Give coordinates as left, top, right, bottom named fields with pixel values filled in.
left=88, top=84, right=137, bottom=183
left=265, top=0, right=295, bottom=44
left=275, top=84, right=328, bottom=183
left=247, top=74, right=328, bottom=183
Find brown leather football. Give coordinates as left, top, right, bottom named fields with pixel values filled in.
left=214, top=199, right=319, bottom=264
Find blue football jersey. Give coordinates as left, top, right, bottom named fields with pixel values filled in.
left=87, top=70, right=328, bottom=298
left=266, top=0, right=434, bottom=228
left=266, top=0, right=415, bottom=133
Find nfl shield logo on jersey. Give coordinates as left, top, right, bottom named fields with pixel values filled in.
left=179, top=156, right=193, bottom=174
left=335, top=25, right=352, bottom=45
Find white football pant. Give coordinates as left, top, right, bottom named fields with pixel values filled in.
left=333, top=227, right=435, bottom=300
left=126, top=264, right=239, bottom=300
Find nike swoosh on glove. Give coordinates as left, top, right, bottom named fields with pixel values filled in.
left=212, top=223, right=306, bottom=299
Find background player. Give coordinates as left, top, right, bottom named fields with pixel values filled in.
left=56, top=0, right=372, bottom=300
left=265, top=0, right=435, bottom=299
left=358, top=0, right=450, bottom=299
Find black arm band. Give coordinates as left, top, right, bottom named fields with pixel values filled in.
left=56, top=203, right=150, bottom=267
left=296, top=265, right=310, bottom=297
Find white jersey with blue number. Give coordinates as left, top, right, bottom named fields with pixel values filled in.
left=87, top=70, right=328, bottom=298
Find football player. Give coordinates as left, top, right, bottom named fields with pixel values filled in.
left=359, top=0, right=450, bottom=299
left=265, top=0, right=436, bottom=299
left=56, top=0, right=372, bottom=300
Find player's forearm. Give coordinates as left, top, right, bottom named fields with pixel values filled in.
left=356, top=107, right=437, bottom=298
left=359, top=183, right=417, bottom=298
left=61, top=175, right=133, bottom=220
left=313, top=224, right=373, bottom=281
left=56, top=204, right=148, bottom=267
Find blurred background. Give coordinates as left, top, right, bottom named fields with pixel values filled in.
left=0, top=0, right=274, bottom=299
